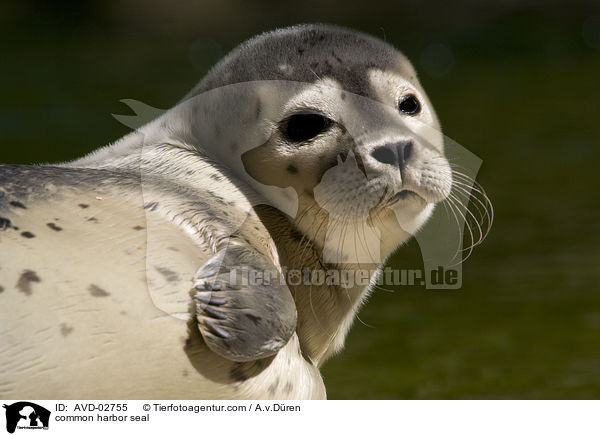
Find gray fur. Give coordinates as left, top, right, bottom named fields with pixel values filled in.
left=88, top=284, right=110, bottom=297
left=185, top=24, right=416, bottom=101
left=60, top=323, right=73, bottom=337
left=46, top=222, right=63, bottom=232
left=0, top=217, right=11, bottom=230
left=16, top=270, right=40, bottom=295
left=154, top=266, right=179, bottom=283
left=229, top=363, right=248, bottom=382
left=9, top=201, right=27, bottom=209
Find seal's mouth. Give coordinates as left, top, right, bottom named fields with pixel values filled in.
left=388, top=189, right=423, bottom=205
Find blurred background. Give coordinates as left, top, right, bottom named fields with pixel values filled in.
left=2, top=0, right=599, bottom=398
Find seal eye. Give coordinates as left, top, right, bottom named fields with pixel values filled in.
left=284, top=113, right=332, bottom=142
left=398, top=94, right=421, bottom=115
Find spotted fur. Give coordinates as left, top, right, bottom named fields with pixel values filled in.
left=0, top=24, right=451, bottom=400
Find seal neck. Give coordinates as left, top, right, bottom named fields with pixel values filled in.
left=254, top=205, right=382, bottom=366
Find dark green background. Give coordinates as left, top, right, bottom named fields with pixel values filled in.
left=2, top=1, right=599, bottom=398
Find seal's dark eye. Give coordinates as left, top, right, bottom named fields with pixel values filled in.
left=398, top=94, right=421, bottom=115
left=284, top=113, right=332, bottom=142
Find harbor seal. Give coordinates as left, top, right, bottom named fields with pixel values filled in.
left=0, top=24, right=454, bottom=399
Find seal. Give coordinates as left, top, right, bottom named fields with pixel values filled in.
left=0, top=24, right=454, bottom=399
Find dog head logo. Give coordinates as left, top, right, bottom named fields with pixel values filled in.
left=3, top=402, right=50, bottom=434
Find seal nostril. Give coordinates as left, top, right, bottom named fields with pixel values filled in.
left=395, top=140, right=413, bottom=168
left=401, top=141, right=413, bottom=162
left=371, top=146, right=397, bottom=166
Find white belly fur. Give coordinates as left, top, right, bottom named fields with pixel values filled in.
left=0, top=192, right=325, bottom=399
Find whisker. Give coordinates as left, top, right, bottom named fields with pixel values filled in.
left=449, top=191, right=483, bottom=254
left=442, top=196, right=466, bottom=264
left=449, top=172, right=494, bottom=243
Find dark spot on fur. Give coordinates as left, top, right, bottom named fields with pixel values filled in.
left=210, top=174, right=223, bottom=182
left=78, top=204, right=89, bottom=209
left=182, top=369, right=189, bottom=377
left=268, top=377, right=280, bottom=395
left=87, top=217, right=98, bottom=223
left=155, top=266, right=179, bottom=283
left=21, top=231, right=35, bottom=238
left=290, top=228, right=304, bottom=241
left=286, top=165, right=299, bottom=174
left=207, top=191, right=225, bottom=201
left=47, top=222, right=63, bottom=232
left=297, top=47, right=305, bottom=55
left=230, top=141, right=238, bottom=151
left=255, top=100, right=262, bottom=119
left=9, top=201, right=26, bottom=209
left=16, top=270, right=40, bottom=295
left=144, top=202, right=159, bottom=211
left=60, top=323, right=73, bottom=337
left=0, top=285, right=4, bottom=293
left=132, top=225, right=144, bottom=231
left=230, top=363, right=248, bottom=382
left=245, top=313, right=262, bottom=325
left=353, top=152, right=368, bottom=178
left=256, top=358, right=269, bottom=370
left=0, top=217, right=12, bottom=231
left=167, top=246, right=179, bottom=252
left=284, top=382, right=294, bottom=393
left=340, top=92, right=347, bottom=100
left=88, top=284, right=110, bottom=297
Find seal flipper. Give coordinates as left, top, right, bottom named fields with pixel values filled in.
left=192, top=245, right=297, bottom=362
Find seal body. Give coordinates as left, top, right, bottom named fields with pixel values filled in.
left=0, top=24, right=452, bottom=399
left=0, top=163, right=325, bottom=399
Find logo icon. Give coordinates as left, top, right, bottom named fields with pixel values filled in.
left=3, top=402, right=50, bottom=434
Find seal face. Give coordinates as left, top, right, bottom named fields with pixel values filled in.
left=228, top=26, right=452, bottom=267
left=0, top=24, right=455, bottom=399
